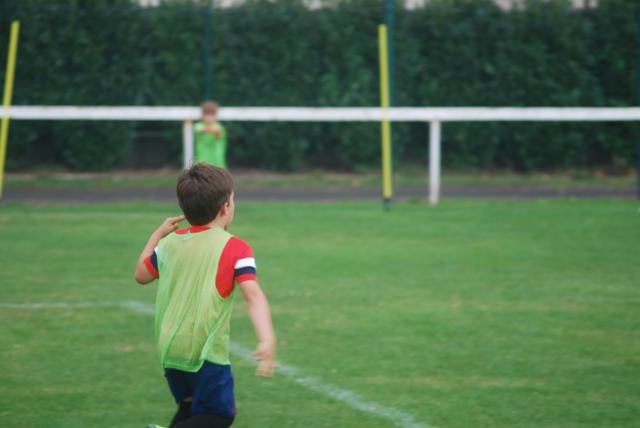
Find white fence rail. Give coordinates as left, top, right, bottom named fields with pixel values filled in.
left=3, top=106, right=639, bottom=204
left=5, top=106, right=640, bottom=122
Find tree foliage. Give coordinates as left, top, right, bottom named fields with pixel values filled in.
left=0, top=0, right=636, bottom=171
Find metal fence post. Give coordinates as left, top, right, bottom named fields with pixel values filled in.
left=429, top=120, right=441, bottom=205
left=182, top=120, right=193, bottom=169
left=383, top=0, right=396, bottom=170
left=636, top=3, right=640, bottom=200
left=203, top=6, right=213, bottom=100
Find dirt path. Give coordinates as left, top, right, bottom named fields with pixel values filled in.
left=1, top=184, right=636, bottom=205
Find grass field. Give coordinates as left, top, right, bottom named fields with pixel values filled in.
left=1, top=200, right=639, bottom=428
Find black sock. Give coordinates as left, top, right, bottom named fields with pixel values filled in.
left=169, top=401, right=192, bottom=428
left=173, top=414, right=234, bottom=428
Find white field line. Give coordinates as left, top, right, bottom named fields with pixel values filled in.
left=1, top=301, right=433, bottom=428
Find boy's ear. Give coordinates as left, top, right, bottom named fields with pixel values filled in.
left=220, top=201, right=230, bottom=216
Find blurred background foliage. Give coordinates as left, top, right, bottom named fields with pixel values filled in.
left=0, top=0, right=637, bottom=172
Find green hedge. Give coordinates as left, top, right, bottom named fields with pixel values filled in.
left=0, top=0, right=637, bottom=171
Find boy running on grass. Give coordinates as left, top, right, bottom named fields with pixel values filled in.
left=134, top=163, right=277, bottom=428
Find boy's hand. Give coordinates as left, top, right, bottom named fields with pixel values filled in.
left=153, top=215, right=185, bottom=239
left=134, top=214, right=184, bottom=284
left=206, top=128, right=222, bottom=138
left=254, top=340, right=277, bottom=377
left=204, top=124, right=222, bottom=138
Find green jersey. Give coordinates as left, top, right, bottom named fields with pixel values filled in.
left=154, top=227, right=235, bottom=371
left=194, top=121, right=227, bottom=168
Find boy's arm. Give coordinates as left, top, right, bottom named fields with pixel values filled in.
left=205, top=127, right=222, bottom=138
left=239, top=280, right=277, bottom=376
left=134, top=215, right=185, bottom=284
left=195, top=121, right=221, bottom=138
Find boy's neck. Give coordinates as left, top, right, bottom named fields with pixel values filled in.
left=202, top=217, right=228, bottom=231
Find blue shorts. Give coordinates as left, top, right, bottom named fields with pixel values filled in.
left=165, top=362, right=236, bottom=419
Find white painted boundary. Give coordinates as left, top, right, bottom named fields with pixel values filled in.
left=4, top=105, right=639, bottom=203
left=0, top=300, right=432, bottom=428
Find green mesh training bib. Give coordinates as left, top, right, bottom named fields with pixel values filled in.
left=154, top=227, right=234, bottom=371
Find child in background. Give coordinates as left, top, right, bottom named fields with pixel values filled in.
left=194, top=101, right=227, bottom=168
left=134, top=164, right=277, bottom=428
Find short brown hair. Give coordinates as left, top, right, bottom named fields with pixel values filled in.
left=176, top=163, right=234, bottom=226
left=201, top=100, right=219, bottom=115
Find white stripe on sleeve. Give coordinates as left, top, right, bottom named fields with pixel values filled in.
left=235, top=257, right=256, bottom=269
